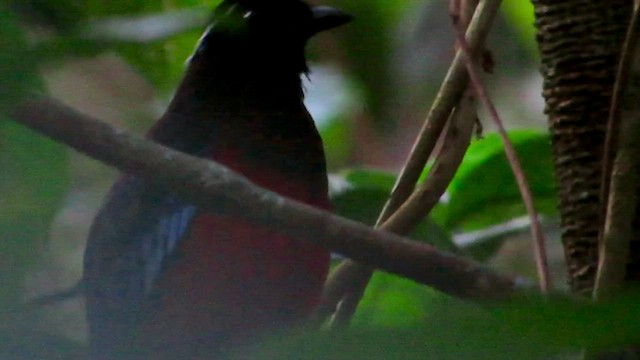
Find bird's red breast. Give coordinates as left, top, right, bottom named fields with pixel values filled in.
left=132, top=147, right=330, bottom=359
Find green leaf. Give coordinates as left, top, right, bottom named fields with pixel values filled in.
left=352, top=272, right=443, bottom=328
left=329, top=168, right=396, bottom=226
left=502, top=0, right=538, bottom=58
left=331, top=133, right=555, bottom=262
left=320, top=116, right=353, bottom=168
left=438, top=130, right=557, bottom=232
left=329, top=170, right=451, bottom=332
left=246, top=293, right=640, bottom=359
left=330, top=169, right=454, bottom=251
left=0, top=10, right=43, bottom=109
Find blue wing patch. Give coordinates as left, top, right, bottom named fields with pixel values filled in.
left=83, top=176, right=197, bottom=358
left=141, top=202, right=196, bottom=292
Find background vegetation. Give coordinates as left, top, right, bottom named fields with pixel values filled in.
left=2, top=0, right=636, bottom=359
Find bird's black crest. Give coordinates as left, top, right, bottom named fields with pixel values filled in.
left=184, top=0, right=350, bottom=81
left=189, top=0, right=350, bottom=64
left=187, top=1, right=311, bottom=65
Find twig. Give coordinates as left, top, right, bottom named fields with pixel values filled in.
left=380, top=92, right=477, bottom=234
left=377, top=0, right=501, bottom=222
left=451, top=8, right=551, bottom=293
left=8, top=96, right=522, bottom=302
left=328, top=91, right=478, bottom=326
left=584, top=7, right=640, bottom=351
left=593, top=3, right=640, bottom=302
left=321, top=0, right=502, bottom=325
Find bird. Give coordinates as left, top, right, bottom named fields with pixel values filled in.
left=82, top=1, right=351, bottom=359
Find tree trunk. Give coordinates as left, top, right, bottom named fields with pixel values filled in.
left=532, top=0, right=632, bottom=296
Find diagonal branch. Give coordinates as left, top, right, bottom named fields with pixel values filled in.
left=328, top=90, right=478, bottom=326
left=320, top=0, right=501, bottom=326
left=377, top=0, right=501, bottom=220
left=594, top=2, right=640, bottom=301
left=451, top=6, right=550, bottom=293
left=8, top=96, right=522, bottom=302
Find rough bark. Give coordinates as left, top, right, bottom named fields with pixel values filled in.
left=532, top=0, right=632, bottom=296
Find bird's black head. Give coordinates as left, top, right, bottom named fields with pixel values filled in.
left=189, top=0, right=351, bottom=75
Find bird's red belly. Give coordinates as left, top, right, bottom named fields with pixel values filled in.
left=135, top=152, right=330, bottom=358
left=137, top=214, right=329, bottom=357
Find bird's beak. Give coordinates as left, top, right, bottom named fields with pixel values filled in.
left=311, top=6, right=352, bottom=34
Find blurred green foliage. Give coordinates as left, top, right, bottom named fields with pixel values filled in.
left=249, top=292, right=640, bottom=360
left=72, top=0, right=218, bottom=92
left=1, top=0, right=607, bottom=359
left=325, top=0, right=416, bottom=127
left=434, top=130, right=557, bottom=231
left=331, top=168, right=454, bottom=251
left=502, top=0, right=537, bottom=57
left=0, top=9, right=69, bottom=318
left=0, top=10, right=42, bottom=108
left=330, top=131, right=556, bottom=327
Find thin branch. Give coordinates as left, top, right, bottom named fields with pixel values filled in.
left=8, top=96, right=523, bottom=302
left=377, top=0, right=501, bottom=222
left=320, top=0, right=502, bottom=324
left=597, top=4, right=635, bottom=255
left=325, top=91, right=478, bottom=326
left=451, top=11, right=551, bottom=293
left=380, top=93, right=477, bottom=234
left=593, top=4, right=640, bottom=302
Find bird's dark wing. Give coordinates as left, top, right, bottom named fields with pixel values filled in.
left=83, top=175, right=197, bottom=357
